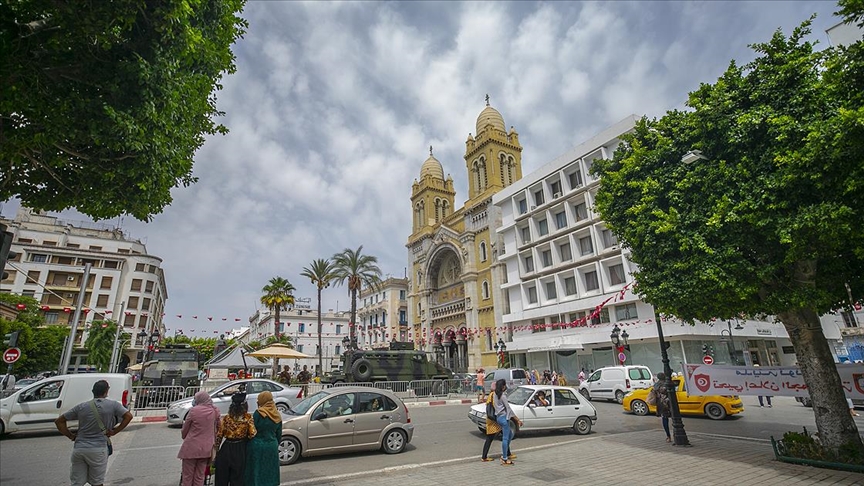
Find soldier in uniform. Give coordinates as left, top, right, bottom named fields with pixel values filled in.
left=297, top=365, right=312, bottom=398
left=278, top=366, right=292, bottom=385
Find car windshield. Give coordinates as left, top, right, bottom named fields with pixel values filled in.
left=506, top=387, right=534, bottom=405
left=290, top=390, right=330, bottom=415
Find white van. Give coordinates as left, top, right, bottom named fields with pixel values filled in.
left=0, top=373, right=133, bottom=435
left=578, top=365, right=653, bottom=403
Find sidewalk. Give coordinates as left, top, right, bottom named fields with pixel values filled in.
left=279, top=430, right=864, bottom=486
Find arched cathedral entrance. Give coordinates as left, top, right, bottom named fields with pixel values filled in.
left=426, top=247, right=468, bottom=372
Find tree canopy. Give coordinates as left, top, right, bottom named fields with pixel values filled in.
left=592, top=12, right=862, bottom=452
left=0, top=0, right=247, bottom=221
left=0, top=294, right=68, bottom=375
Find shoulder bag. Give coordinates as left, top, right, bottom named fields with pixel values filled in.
left=486, top=395, right=497, bottom=421
left=89, top=400, right=113, bottom=456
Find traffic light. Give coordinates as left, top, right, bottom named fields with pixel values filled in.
left=701, top=344, right=708, bottom=355
left=3, top=330, right=20, bottom=348
left=1, top=223, right=15, bottom=281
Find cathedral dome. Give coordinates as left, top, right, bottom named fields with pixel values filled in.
left=476, top=105, right=505, bottom=134
left=420, top=153, right=444, bottom=180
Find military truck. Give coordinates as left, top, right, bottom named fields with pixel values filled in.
left=135, top=344, right=201, bottom=408
left=324, top=341, right=453, bottom=395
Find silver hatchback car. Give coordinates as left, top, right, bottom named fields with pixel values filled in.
left=278, top=386, right=414, bottom=465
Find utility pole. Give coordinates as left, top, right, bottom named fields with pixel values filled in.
left=59, top=263, right=92, bottom=375
left=654, top=310, right=690, bottom=446
left=108, top=301, right=128, bottom=373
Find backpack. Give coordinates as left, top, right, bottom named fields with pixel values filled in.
left=646, top=388, right=657, bottom=406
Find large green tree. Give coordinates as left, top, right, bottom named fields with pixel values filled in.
left=592, top=14, right=863, bottom=452
left=301, top=258, right=336, bottom=374
left=260, top=277, right=296, bottom=340
left=0, top=294, right=68, bottom=375
left=332, top=246, right=382, bottom=347
left=0, top=0, right=247, bottom=221
left=84, top=320, right=122, bottom=372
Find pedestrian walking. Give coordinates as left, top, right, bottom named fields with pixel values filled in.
left=654, top=372, right=672, bottom=443
left=558, top=372, right=567, bottom=387
left=475, top=369, right=485, bottom=403
left=578, top=368, right=586, bottom=384
left=54, top=380, right=133, bottom=486
left=491, top=379, right=522, bottom=465
left=245, top=391, right=282, bottom=486
left=215, top=393, right=256, bottom=486
left=528, top=369, right=537, bottom=385
left=551, top=371, right=559, bottom=386
left=847, top=397, right=859, bottom=417
left=297, top=365, right=312, bottom=398
left=758, top=395, right=773, bottom=407
left=179, top=391, right=221, bottom=486
left=480, top=390, right=512, bottom=462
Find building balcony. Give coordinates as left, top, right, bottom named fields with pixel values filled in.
left=431, top=300, right=466, bottom=321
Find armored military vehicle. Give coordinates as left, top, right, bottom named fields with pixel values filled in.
left=324, top=341, right=452, bottom=395
left=135, top=344, right=200, bottom=408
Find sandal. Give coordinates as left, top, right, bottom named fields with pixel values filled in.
left=508, top=454, right=517, bottom=459
left=501, top=459, right=515, bottom=466
left=481, top=458, right=494, bottom=462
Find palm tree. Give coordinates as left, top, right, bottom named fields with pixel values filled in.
left=332, top=246, right=382, bottom=347
left=260, top=276, right=296, bottom=339
left=301, top=258, right=336, bottom=375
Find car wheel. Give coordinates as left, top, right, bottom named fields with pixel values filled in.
left=279, top=436, right=301, bottom=465
left=705, top=403, right=727, bottom=420
left=276, top=403, right=290, bottom=414
left=573, top=416, right=592, bottom=435
left=382, top=429, right=407, bottom=454
left=579, top=389, right=591, bottom=400
left=615, top=390, right=625, bottom=404
left=631, top=399, right=649, bottom=416
left=0, top=419, right=5, bottom=436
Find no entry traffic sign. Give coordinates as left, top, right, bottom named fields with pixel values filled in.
left=702, top=355, right=714, bottom=365
left=3, top=347, right=21, bottom=364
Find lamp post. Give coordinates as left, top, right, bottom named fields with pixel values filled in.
left=654, top=310, right=690, bottom=446
left=495, top=338, right=507, bottom=368
left=722, top=320, right=744, bottom=365
left=610, top=325, right=630, bottom=365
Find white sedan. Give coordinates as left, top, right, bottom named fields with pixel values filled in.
left=468, top=385, right=597, bottom=436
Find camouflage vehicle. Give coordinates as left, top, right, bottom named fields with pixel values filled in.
left=324, top=341, right=452, bottom=395
left=135, top=344, right=200, bottom=408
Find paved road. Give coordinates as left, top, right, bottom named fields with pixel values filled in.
left=0, top=396, right=859, bottom=485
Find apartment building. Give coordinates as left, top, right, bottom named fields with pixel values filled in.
left=1, top=207, right=167, bottom=371
left=357, top=277, right=409, bottom=348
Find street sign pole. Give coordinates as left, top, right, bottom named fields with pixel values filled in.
left=59, top=263, right=92, bottom=375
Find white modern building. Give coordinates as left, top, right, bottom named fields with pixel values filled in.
left=0, top=207, right=168, bottom=371
left=358, top=277, right=410, bottom=348
left=491, top=116, right=846, bottom=379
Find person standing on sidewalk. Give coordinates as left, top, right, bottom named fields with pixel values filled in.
left=475, top=369, right=485, bottom=403
left=654, top=372, right=672, bottom=443
left=297, top=365, right=312, bottom=398
left=245, top=391, right=282, bottom=486
left=215, top=393, right=256, bottom=486
left=55, top=380, right=133, bottom=486
left=492, top=379, right=522, bottom=465
left=179, top=391, right=221, bottom=486
left=480, top=390, right=510, bottom=462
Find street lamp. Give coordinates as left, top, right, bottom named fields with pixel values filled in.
left=722, top=320, right=744, bottom=365
left=495, top=338, right=507, bottom=368
left=610, top=325, right=630, bottom=365
left=653, top=310, right=690, bottom=446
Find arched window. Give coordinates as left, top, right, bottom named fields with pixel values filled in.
left=507, top=156, right=515, bottom=185
left=442, top=200, right=449, bottom=218
left=479, top=157, right=487, bottom=191
left=419, top=200, right=425, bottom=226
left=434, top=198, right=441, bottom=223
left=473, top=161, right=482, bottom=194
left=482, top=281, right=490, bottom=299
left=480, top=241, right=488, bottom=262
left=500, top=154, right=510, bottom=186
left=414, top=203, right=422, bottom=230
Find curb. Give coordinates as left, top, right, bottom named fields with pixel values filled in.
left=131, top=399, right=477, bottom=423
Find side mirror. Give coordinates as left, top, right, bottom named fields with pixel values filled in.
left=528, top=403, right=536, bottom=408
left=313, top=412, right=327, bottom=421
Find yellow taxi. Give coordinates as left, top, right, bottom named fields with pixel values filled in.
left=622, top=375, right=744, bottom=420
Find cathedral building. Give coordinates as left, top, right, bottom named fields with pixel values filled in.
left=406, top=98, right=522, bottom=372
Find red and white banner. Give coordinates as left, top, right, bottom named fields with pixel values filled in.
left=682, top=363, right=864, bottom=399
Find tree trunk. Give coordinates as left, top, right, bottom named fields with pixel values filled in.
left=273, top=307, right=281, bottom=379
left=778, top=307, right=863, bottom=453
left=317, top=286, right=323, bottom=376
left=350, top=289, right=357, bottom=346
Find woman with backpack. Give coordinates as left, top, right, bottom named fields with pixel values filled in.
left=653, top=372, right=672, bottom=443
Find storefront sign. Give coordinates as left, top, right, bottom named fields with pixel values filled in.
left=756, top=329, right=772, bottom=336
left=682, top=363, right=864, bottom=399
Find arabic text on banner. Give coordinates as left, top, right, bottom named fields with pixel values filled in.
left=681, top=363, right=864, bottom=399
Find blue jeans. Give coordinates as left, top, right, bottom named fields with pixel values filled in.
left=496, top=415, right=514, bottom=460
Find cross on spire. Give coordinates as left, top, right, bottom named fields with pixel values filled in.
left=485, top=94, right=490, bottom=106
left=429, top=145, right=433, bottom=157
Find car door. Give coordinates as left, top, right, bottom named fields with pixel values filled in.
left=11, top=378, right=67, bottom=430
left=305, top=393, right=357, bottom=452
left=584, top=370, right=604, bottom=399
left=524, top=389, right=555, bottom=429
left=352, top=392, right=393, bottom=447
left=551, top=389, right=583, bottom=428
left=674, top=378, right=703, bottom=413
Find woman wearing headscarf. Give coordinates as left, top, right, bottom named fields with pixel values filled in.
left=215, top=393, right=256, bottom=485
left=492, top=379, right=522, bottom=465
left=178, top=391, right=221, bottom=486
left=245, top=391, right=282, bottom=485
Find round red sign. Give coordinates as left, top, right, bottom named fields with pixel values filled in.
left=3, top=347, right=21, bottom=364
left=702, top=355, right=714, bottom=365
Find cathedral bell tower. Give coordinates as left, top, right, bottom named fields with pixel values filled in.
left=410, top=146, right=456, bottom=234
left=464, top=95, right=523, bottom=205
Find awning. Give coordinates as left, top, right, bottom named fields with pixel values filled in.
left=527, top=344, right=583, bottom=353
left=505, top=340, right=583, bottom=353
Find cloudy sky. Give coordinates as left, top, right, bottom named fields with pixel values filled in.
left=2, top=1, right=844, bottom=335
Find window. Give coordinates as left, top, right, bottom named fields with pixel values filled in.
left=531, top=318, right=546, bottom=333
left=521, top=227, right=531, bottom=244
left=298, top=344, right=304, bottom=353
left=601, top=229, right=618, bottom=248
left=486, top=330, right=493, bottom=351
left=142, top=297, right=151, bottom=311
left=117, top=248, right=130, bottom=254
left=591, top=307, right=610, bottom=325
left=628, top=368, right=652, bottom=380
left=128, top=296, right=139, bottom=309
left=574, top=203, right=588, bottom=221
left=26, top=270, right=40, bottom=283
left=554, top=389, right=581, bottom=405
left=20, top=380, right=64, bottom=402
left=541, top=250, right=552, bottom=267
left=96, top=295, right=109, bottom=307
left=616, top=303, right=638, bottom=321
left=22, top=289, right=35, bottom=297
left=336, top=324, right=343, bottom=335
left=100, top=276, right=113, bottom=290
left=482, top=281, right=490, bottom=299
left=299, top=323, right=305, bottom=333
left=130, top=279, right=142, bottom=291
left=145, top=281, right=154, bottom=293
left=569, top=170, right=583, bottom=190
left=545, top=281, right=557, bottom=300
left=45, top=312, right=59, bottom=324
left=538, top=219, right=548, bottom=236
left=89, top=246, right=102, bottom=251
left=564, top=277, right=577, bottom=296
left=31, top=254, right=48, bottom=263
left=518, top=199, right=528, bottom=214
left=358, top=392, right=392, bottom=413
left=555, top=211, right=567, bottom=230
left=66, top=243, right=79, bottom=249
left=534, top=189, right=545, bottom=206
left=136, top=263, right=146, bottom=272
left=398, top=310, right=406, bottom=324
left=17, top=238, right=32, bottom=243
left=579, top=236, right=593, bottom=256
left=55, top=256, right=74, bottom=265
left=43, top=240, right=57, bottom=246
left=550, top=180, right=562, bottom=196
left=524, top=256, right=534, bottom=273
left=480, top=241, right=488, bottom=262
left=335, top=345, right=342, bottom=355
left=559, top=243, right=572, bottom=262
left=399, top=290, right=406, bottom=300
left=527, top=286, right=538, bottom=304
left=609, top=264, right=626, bottom=285
left=584, top=271, right=599, bottom=291
left=123, top=314, right=134, bottom=326
left=104, top=260, right=120, bottom=269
